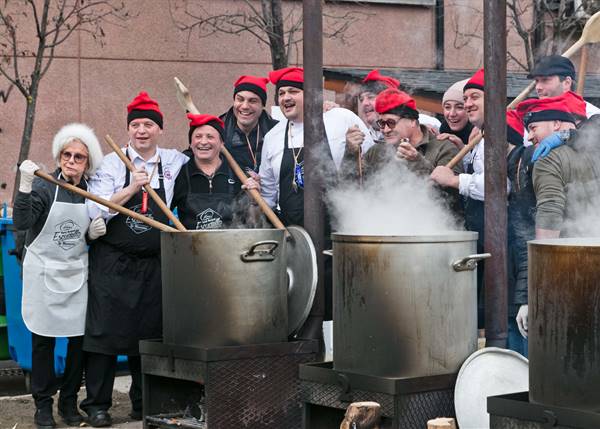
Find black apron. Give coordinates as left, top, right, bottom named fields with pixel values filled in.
left=463, top=155, right=486, bottom=329
left=178, top=162, right=237, bottom=230
left=278, top=122, right=305, bottom=226
left=84, top=156, right=168, bottom=356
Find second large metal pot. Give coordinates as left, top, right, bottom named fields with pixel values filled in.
left=332, top=232, right=485, bottom=378
left=529, top=238, right=600, bottom=411
left=161, top=229, right=287, bottom=348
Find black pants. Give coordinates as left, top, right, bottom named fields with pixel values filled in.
left=31, top=333, right=84, bottom=410
left=80, top=352, right=141, bottom=414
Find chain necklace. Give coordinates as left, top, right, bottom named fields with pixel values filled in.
left=289, top=124, right=303, bottom=193
left=244, top=124, right=260, bottom=172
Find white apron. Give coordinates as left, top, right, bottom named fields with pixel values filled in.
left=22, top=176, right=90, bottom=337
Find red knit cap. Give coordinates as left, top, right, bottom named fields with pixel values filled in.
left=562, top=90, right=587, bottom=120
left=269, top=67, right=304, bottom=90
left=234, top=75, right=269, bottom=105
left=362, top=69, right=400, bottom=89
left=517, top=95, right=576, bottom=128
left=187, top=113, right=225, bottom=142
left=506, top=109, right=524, bottom=146
left=127, top=91, right=163, bottom=129
left=464, top=68, right=485, bottom=92
left=374, top=88, right=418, bottom=119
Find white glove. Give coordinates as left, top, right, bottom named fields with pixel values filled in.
left=18, top=160, right=39, bottom=193
left=516, top=305, right=528, bottom=338
left=87, top=216, right=107, bottom=240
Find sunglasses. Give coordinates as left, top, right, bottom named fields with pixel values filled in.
left=61, top=150, right=88, bottom=164
left=376, top=118, right=399, bottom=130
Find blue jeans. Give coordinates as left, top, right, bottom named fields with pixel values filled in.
left=507, top=317, right=528, bottom=358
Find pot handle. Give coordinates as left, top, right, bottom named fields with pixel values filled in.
left=452, top=253, right=491, bottom=272
left=241, top=240, right=279, bottom=262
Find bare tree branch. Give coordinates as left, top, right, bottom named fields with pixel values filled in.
left=169, top=0, right=372, bottom=69
left=0, top=0, right=132, bottom=203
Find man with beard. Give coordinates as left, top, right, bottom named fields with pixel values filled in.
left=83, top=92, right=188, bottom=426
left=219, top=75, right=278, bottom=174
left=530, top=55, right=600, bottom=118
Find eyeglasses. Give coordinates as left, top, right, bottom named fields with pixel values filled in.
left=61, top=151, right=88, bottom=164
left=376, top=118, right=398, bottom=130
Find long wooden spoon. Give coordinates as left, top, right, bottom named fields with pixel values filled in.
left=508, top=11, right=600, bottom=109
left=34, top=170, right=177, bottom=232
left=104, top=135, right=187, bottom=231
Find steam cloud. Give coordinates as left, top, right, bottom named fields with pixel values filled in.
left=328, top=157, right=462, bottom=235
left=560, top=117, right=600, bottom=237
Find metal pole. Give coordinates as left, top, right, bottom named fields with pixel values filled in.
left=299, top=0, right=329, bottom=345
left=483, top=0, right=508, bottom=347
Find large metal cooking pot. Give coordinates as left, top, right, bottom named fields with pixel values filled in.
left=529, top=238, right=600, bottom=411
left=332, top=231, right=487, bottom=378
left=161, top=229, right=287, bottom=348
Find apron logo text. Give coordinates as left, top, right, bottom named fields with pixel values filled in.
left=53, top=220, right=82, bottom=250
left=126, top=204, right=154, bottom=234
left=196, top=208, right=223, bottom=230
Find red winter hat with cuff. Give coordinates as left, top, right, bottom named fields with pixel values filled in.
left=506, top=109, right=524, bottom=146
left=464, top=68, right=485, bottom=92
left=374, top=88, right=419, bottom=120
left=517, top=95, right=576, bottom=128
left=187, top=113, right=225, bottom=142
left=269, top=67, right=304, bottom=91
left=234, top=75, right=269, bottom=105
left=362, top=69, right=400, bottom=94
left=127, top=91, right=163, bottom=129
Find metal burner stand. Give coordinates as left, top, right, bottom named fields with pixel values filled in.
left=140, top=339, right=318, bottom=429
left=299, top=362, right=456, bottom=429
left=488, top=392, right=600, bottom=429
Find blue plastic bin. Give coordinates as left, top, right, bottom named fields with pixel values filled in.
left=0, top=217, right=126, bottom=374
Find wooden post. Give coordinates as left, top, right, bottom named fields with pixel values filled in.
left=427, top=417, right=457, bottom=429
left=340, top=402, right=381, bottom=429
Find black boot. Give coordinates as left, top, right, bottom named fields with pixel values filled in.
left=58, top=401, right=84, bottom=426
left=86, top=409, right=112, bottom=428
left=34, top=407, right=56, bottom=429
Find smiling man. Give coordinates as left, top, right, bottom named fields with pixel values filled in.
left=219, top=75, right=278, bottom=174
left=260, top=66, right=372, bottom=226
left=82, top=91, right=188, bottom=427
left=529, top=55, right=600, bottom=118
left=171, top=113, right=259, bottom=230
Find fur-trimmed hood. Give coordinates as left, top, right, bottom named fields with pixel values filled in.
left=52, top=123, right=103, bottom=176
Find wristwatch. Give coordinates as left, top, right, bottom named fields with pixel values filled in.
left=558, top=129, right=572, bottom=142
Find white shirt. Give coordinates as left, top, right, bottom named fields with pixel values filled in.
left=87, top=145, right=188, bottom=220
left=586, top=100, right=600, bottom=118
left=458, top=138, right=485, bottom=201
left=259, top=107, right=373, bottom=207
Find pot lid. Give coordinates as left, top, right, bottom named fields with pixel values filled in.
left=454, top=347, right=529, bottom=429
left=286, top=225, right=318, bottom=336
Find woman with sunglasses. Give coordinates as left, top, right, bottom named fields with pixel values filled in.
left=13, top=123, right=105, bottom=429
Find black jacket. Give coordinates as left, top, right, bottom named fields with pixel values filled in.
left=507, top=145, right=536, bottom=315
left=219, top=107, right=278, bottom=172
